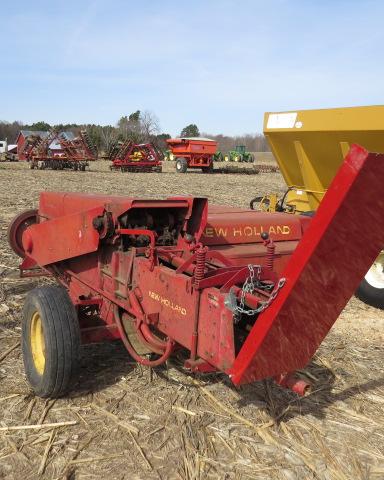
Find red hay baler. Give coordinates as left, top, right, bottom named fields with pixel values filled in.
left=8, top=145, right=384, bottom=398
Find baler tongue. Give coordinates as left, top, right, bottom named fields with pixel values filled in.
left=230, top=144, right=384, bottom=385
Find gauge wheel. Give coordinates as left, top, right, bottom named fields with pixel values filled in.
left=22, top=286, right=81, bottom=398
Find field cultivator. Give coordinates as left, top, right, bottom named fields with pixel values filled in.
left=8, top=144, right=384, bottom=399
left=214, top=164, right=260, bottom=175
left=109, top=140, right=162, bottom=172
left=253, top=164, right=279, bottom=173
left=22, top=130, right=97, bottom=171
left=167, top=137, right=217, bottom=173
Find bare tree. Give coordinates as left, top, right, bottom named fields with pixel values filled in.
left=140, top=110, right=160, bottom=141
left=100, top=126, right=117, bottom=155
left=201, top=132, right=269, bottom=153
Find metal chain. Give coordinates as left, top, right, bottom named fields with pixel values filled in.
left=230, top=264, right=286, bottom=319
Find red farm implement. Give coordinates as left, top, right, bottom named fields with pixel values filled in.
left=166, top=137, right=217, bottom=173
left=109, top=140, right=163, bottom=172
left=8, top=144, right=384, bottom=398
left=22, top=130, right=97, bottom=171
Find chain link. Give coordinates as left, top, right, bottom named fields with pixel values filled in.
left=229, top=264, right=286, bottom=319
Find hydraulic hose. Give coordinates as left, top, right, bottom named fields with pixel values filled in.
left=114, top=306, right=174, bottom=367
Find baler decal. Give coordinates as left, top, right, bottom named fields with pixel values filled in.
left=203, top=224, right=291, bottom=238
left=148, top=290, right=187, bottom=316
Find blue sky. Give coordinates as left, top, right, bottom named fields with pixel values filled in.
left=1, top=0, right=383, bottom=135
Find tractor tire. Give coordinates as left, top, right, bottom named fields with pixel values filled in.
left=175, top=157, right=188, bottom=173
left=355, top=253, right=384, bottom=309
left=22, top=286, right=81, bottom=398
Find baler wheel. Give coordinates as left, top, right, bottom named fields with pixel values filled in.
left=22, top=286, right=81, bottom=398
left=175, top=157, right=188, bottom=173
left=7, top=209, right=38, bottom=258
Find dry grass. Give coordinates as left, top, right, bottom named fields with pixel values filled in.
left=0, top=160, right=383, bottom=479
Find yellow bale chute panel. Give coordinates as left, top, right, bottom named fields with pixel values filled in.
left=264, top=105, right=384, bottom=211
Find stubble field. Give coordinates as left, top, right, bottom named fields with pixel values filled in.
left=0, top=158, right=383, bottom=480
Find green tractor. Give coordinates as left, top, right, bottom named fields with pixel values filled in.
left=224, top=145, right=254, bottom=162
left=213, top=151, right=224, bottom=162
left=163, top=149, right=175, bottom=161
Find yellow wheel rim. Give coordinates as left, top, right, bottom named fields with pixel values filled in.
left=30, top=312, right=45, bottom=375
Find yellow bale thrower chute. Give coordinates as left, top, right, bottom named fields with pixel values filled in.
left=257, top=105, right=384, bottom=308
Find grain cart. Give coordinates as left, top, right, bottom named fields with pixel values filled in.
left=167, top=137, right=217, bottom=173
left=256, top=105, right=384, bottom=309
left=8, top=144, right=384, bottom=398
left=109, top=140, right=163, bottom=172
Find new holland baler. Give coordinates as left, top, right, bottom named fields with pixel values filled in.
left=8, top=145, right=384, bottom=398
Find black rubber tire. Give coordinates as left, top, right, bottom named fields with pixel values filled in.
left=175, top=157, right=188, bottom=173
left=355, top=278, right=384, bottom=309
left=202, top=163, right=214, bottom=174
left=22, top=286, right=81, bottom=398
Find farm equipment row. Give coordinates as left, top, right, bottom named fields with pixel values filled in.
left=8, top=141, right=384, bottom=398
left=17, top=133, right=274, bottom=175
left=21, top=130, right=97, bottom=170
left=108, top=139, right=163, bottom=172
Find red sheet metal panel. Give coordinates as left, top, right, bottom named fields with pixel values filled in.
left=23, top=206, right=105, bottom=266
left=167, top=138, right=217, bottom=155
left=230, top=144, right=384, bottom=384
left=203, top=210, right=303, bottom=245
left=209, top=241, right=299, bottom=275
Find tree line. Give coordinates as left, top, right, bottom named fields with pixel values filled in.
left=0, top=112, right=269, bottom=154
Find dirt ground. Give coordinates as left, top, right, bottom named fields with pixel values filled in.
left=0, top=159, right=383, bottom=480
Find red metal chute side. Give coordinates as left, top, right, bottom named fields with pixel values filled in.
left=230, top=144, right=384, bottom=384
left=166, top=138, right=218, bottom=155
